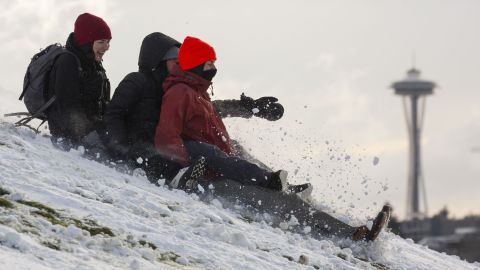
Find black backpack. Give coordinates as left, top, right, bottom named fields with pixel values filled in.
left=5, top=43, right=82, bottom=132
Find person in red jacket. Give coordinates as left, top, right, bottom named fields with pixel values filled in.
left=154, top=37, right=393, bottom=243
left=154, top=36, right=287, bottom=191
left=155, top=37, right=392, bottom=241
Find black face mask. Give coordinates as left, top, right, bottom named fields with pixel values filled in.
left=188, top=64, right=217, bottom=81
left=201, top=68, right=217, bottom=81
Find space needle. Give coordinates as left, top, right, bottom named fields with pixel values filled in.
left=392, top=67, right=436, bottom=220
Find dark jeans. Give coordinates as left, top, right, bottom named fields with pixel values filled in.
left=199, top=179, right=357, bottom=240
left=185, top=140, right=272, bottom=187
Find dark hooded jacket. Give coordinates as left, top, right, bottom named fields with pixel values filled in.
left=103, top=32, right=180, bottom=160
left=47, top=32, right=110, bottom=145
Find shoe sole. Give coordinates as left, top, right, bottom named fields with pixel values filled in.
left=382, top=204, right=392, bottom=227
left=279, top=170, right=288, bottom=192
left=286, top=183, right=313, bottom=200
left=367, top=205, right=392, bottom=241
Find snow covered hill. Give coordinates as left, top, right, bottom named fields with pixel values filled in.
left=0, top=121, right=478, bottom=270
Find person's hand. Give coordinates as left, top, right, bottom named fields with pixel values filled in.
left=240, top=93, right=284, bottom=121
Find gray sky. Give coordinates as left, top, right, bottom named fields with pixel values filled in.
left=1, top=0, right=479, bottom=220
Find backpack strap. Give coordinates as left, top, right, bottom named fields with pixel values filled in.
left=63, top=50, right=83, bottom=74
left=5, top=96, right=57, bottom=133
left=47, top=50, right=83, bottom=101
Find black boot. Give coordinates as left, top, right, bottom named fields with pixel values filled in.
left=267, top=170, right=288, bottom=191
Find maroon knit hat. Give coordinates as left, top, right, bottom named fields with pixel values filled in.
left=74, top=13, right=112, bottom=46
left=178, top=36, right=216, bottom=71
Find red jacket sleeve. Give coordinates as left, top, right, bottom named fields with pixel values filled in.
left=154, top=84, right=192, bottom=166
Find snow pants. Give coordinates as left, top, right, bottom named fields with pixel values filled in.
left=185, top=140, right=272, bottom=188
left=200, top=179, right=358, bottom=240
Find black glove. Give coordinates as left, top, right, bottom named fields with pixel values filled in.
left=240, top=93, right=284, bottom=121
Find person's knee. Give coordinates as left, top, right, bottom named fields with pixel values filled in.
left=210, top=144, right=228, bottom=157
left=185, top=141, right=222, bottom=159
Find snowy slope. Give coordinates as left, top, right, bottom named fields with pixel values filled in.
left=0, top=121, right=478, bottom=270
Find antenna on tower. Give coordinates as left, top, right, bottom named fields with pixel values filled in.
left=412, top=51, right=416, bottom=69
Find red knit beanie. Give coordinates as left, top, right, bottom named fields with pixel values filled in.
left=74, top=13, right=112, bottom=46
left=178, top=36, right=216, bottom=71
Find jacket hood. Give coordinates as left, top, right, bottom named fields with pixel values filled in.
left=138, top=32, right=180, bottom=71
left=163, top=64, right=211, bottom=97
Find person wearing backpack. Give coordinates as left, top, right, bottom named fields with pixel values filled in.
left=46, top=13, right=111, bottom=150
left=103, top=32, right=286, bottom=186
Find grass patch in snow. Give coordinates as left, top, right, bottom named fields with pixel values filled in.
left=18, top=200, right=57, bottom=215
left=81, top=224, right=114, bottom=237
left=158, top=251, right=180, bottom=262
left=42, top=240, right=61, bottom=251
left=30, top=212, right=114, bottom=236
left=31, top=210, right=67, bottom=226
left=74, top=218, right=115, bottom=237
left=0, top=187, right=10, bottom=196
left=0, top=197, right=15, bottom=209
left=18, top=199, right=114, bottom=237
left=139, top=239, right=157, bottom=250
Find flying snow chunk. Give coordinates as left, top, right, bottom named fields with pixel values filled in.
left=197, top=184, right=205, bottom=193
left=373, top=156, right=380, bottom=166
left=136, top=157, right=143, bottom=164
left=252, top=108, right=260, bottom=114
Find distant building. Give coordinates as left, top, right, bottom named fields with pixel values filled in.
left=391, top=208, right=480, bottom=263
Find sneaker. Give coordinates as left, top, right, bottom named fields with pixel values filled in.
left=381, top=204, right=393, bottom=222
left=352, top=225, right=369, bottom=241
left=352, top=204, right=393, bottom=242
left=366, top=204, right=392, bottom=241
left=286, top=183, right=313, bottom=200
left=169, top=156, right=206, bottom=192
left=267, top=170, right=288, bottom=191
